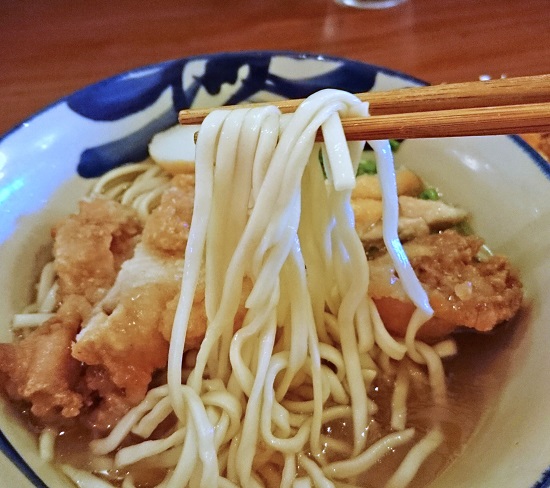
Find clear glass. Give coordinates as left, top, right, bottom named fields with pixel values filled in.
left=334, top=0, right=407, bottom=8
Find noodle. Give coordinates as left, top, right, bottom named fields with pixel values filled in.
left=384, top=428, right=444, bottom=488
left=323, top=429, right=416, bottom=479
left=90, top=161, right=171, bottom=220
left=4, top=88, right=477, bottom=488
left=99, top=89, right=436, bottom=487
left=60, top=464, right=116, bottom=488
left=38, top=427, right=57, bottom=462
left=391, top=364, right=410, bottom=431
left=160, top=89, right=432, bottom=486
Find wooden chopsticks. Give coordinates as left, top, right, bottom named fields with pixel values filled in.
left=178, top=75, right=550, bottom=140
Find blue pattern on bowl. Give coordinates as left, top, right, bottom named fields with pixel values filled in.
left=72, top=52, right=384, bottom=178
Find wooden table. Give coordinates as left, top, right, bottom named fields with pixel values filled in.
left=1, top=0, right=549, bottom=136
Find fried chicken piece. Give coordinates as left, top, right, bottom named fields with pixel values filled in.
left=72, top=235, right=254, bottom=418
left=158, top=273, right=254, bottom=350
left=352, top=194, right=468, bottom=245
left=2, top=176, right=251, bottom=432
left=52, top=199, right=142, bottom=304
left=398, top=195, right=468, bottom=230
left=86, top=241, right=201, bottom=350
left=72, top=283, right=175, bottom=404
left=142, top=173, right=195, bottom=257
left=159, top=278, right=206, bottom=350
left=99, top=243, right=183, bottom=312
left=81, top=366, right=148, bottom=433
left=0, top=296, right=90, bottom=421
left=71, top=239, right=194, bottom=409
left=369, top=230, right=523, bottom=340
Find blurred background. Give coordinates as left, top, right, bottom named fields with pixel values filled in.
left=1, top=0, right=549, bottom=136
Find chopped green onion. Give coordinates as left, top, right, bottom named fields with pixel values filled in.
left=389, top=139, right=402, bottom=151
left=454, top=220, right=473, bottom=235
left=419, top=187, right=439, bottom=200
left=318, top=148, right=327, bottom=178
left=357, top=158, right=377, bottom=176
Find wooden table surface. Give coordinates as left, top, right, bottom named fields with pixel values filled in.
left=1, top=0, right=549, bottom=136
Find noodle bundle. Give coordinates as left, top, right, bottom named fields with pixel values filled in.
left=62, top=89, right=454, bottom=488
left=2, top=86, right=510, bottom=488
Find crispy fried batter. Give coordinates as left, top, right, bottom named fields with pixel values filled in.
left=352, top=168, right=424, bottom=200
left=72, top=284, right=175, bottom=404
left=159, top=274, right=206, bottom=351
left=142, top=174, right=195, bottom=257
left=351, top=180, right=467, bottom=245
left=0, top=296, right=90, bottom=421
left=73, top=241, right=203, bottom=397
left=369, top=230, right=523, bottom=340
left=52, top=199, right=141, bottom=304
left=73, top=251, right=252, bottom=410
left=78, top=365, right=138, bottom=433
left=68, top=179, right=250, bottom=431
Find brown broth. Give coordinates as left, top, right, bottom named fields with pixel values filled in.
left=315, top=309, right=527, bottom=488
left=53, top=417, right=176, bottom=487
left=358, top=310, right=526, bottom=487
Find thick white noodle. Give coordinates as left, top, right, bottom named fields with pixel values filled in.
left=369, top=298, right=407, bottom=360
left=12, top=313, right=56, bottom=328
left=391, top=363, right=410, bottom=431
left=385, top=427, right=444, bottom=488
left=116, top=428, right=186, bottom=467
left=371, top=139, right=433, bottom=319
left=89, top=161, right=171, bottom=220
left=80, top=89, right=448, bottom=488
left=36, top=262, right=57, bottom=308
left=60, top=464, right=116, bottom=488
left=324, top=429, right=416, bottom=479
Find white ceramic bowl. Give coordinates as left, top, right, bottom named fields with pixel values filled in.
left=1, top=51, right=549, bottom=488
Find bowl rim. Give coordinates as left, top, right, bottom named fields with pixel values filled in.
left=0, top=431, right=47, bottom=488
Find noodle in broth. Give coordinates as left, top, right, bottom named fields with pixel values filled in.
left=2, top=88, right=523, bottom=488
left=81, top=89, right=442, bottom=487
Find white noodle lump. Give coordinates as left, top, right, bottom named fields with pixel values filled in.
left=90, top=89, right=441, bottom=488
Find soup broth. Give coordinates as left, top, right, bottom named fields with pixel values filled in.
left=36, top=311, right=524, bottom=488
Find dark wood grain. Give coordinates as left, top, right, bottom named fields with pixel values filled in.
left=1, top=0, right=549, bottom=135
